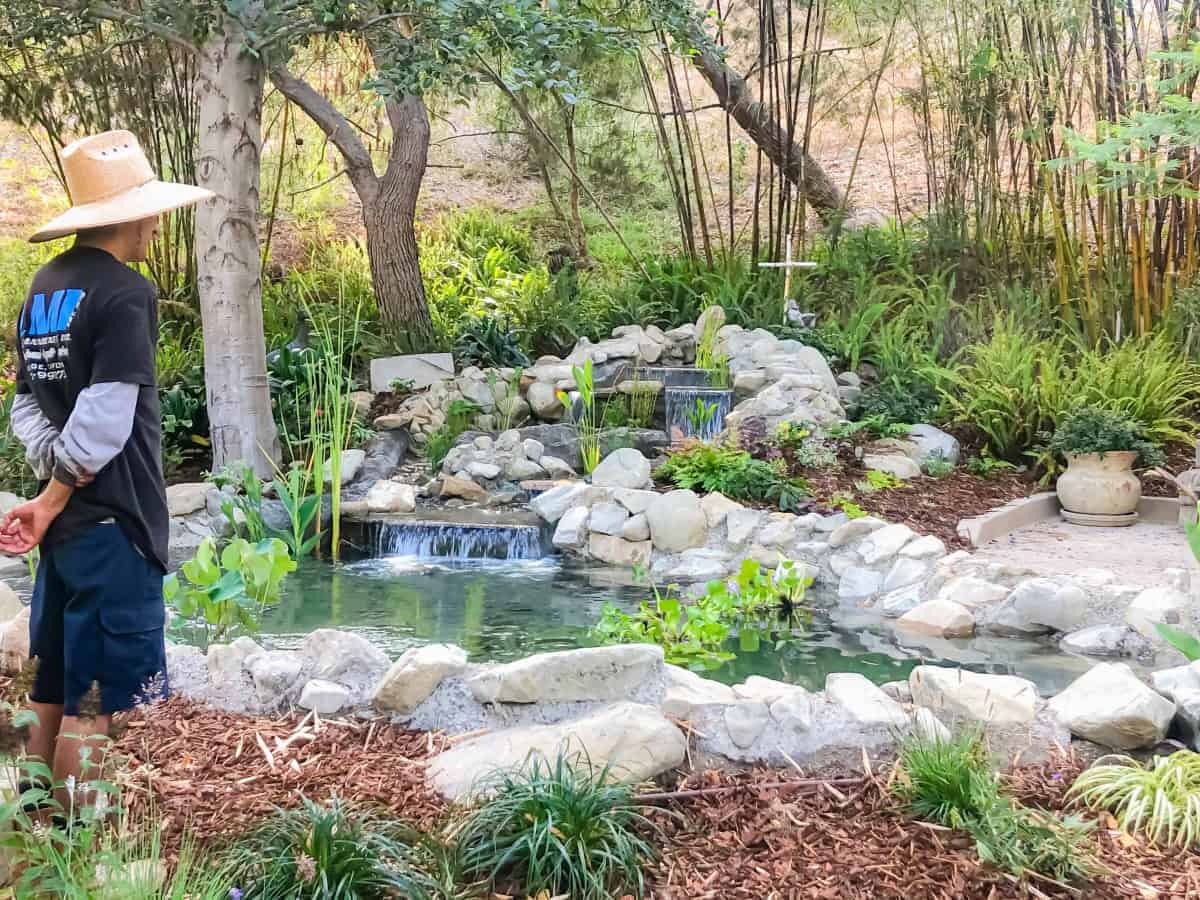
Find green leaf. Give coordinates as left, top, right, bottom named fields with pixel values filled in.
left=1155, top=622, right=1200, bottom=662
left=208, top=570, right=247, bottom=605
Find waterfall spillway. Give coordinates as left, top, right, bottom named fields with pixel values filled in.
left=628, top=366, right=712, bottom=388
left=665, top=387, right=734, bottom=441
left=373, top=520, right=547, bottom=561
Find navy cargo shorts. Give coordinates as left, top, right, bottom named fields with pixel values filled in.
left=29, top=521, right=168, bottom=716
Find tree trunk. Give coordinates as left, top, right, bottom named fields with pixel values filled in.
left=367, top=94, right=434, bottom=347
left=689, top=30, right=849, bottom=225
left=194, top=21, right=279, bottom=477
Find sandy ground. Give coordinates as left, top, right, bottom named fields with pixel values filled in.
left=974, top=519, right=1196, bottom=592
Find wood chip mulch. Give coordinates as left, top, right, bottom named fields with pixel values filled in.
left=110, top=696, right=448, bottom=850
left=645, top=763, right=1200, bottom=900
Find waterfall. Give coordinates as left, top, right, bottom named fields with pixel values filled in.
left=665, top=388, right=734, bottom=441
left=632, top=366, right=712, bottom=388
left=373, top=521, right=547, bottom=560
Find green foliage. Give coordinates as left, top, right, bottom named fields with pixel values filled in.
left=965, top=453, right=1017, bottom=479
left=858, top=470, right=904, bottom=492
left=1048, top=405, right=1166, bottom=467
left=221, top=795, right=444, bottom=900
left=568, top=360, right=600, bottom=474
left=211, top=464, right=269, bottom=543
left=1069, top=752, right=1200, bottom=848
left=1152, top=508, right=1200, bottom=658
left=270, top=463, right=322, bottom=559
left=778, top=424, right=837, bottom=469
left=609, top=255, right=785, bottom=330
left=0, top=382, right=38, bottom=497
left=489, top=367, right=525, bottom=432
left=626, top=374, right=658, bottom=429
left=684, top=396, right=720, bottom=435
left=425, top=399, right=480, bottom=471
left=896, top=730, right=1096, bottom=882
left=855, top=378, right=941, bottom=429
left=828, top=493, right=867, bottom=518
left=160, top=378, right=209, bottom=474
left=592, top=560, right=810, bottom=670
left=164, top=537, right=295, bottom=651
left=453, top=316, right=533, bottom=369
left=657, top=443, right=810, bottom=512
left=922, top=455, right=955, bottom=478
left=0, top=721, right=228, bottom=899
left=454, top=753, right=656, bottom=900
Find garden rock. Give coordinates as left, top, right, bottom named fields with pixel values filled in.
left=245, top=651, right=304, bottom=707
left=1151, top=662, right=1200, bottom=748
left=878, top=582, right=926, bottom=617
left=527, top=381, right=564, bottom=420
left=352, top=430, right=410, bottom=487
left=725, top=701, right=771, bottom=749
left=988, top=579, right=1086, bottom=635
left=936, top=576, right=1009, bottom=609
left=522, top=438, right=545, bottom=461
left=540, top=456, right=574, bottom=478
left=166, top=482, right=209, bottom=518
left=701, top=492, right=742, bottom=528
left=732, top=675, right=806, bottom=705
left=373, top=644, right=469, bottom=714
left=365, top=480, right=416, bottom=514
left=368, top=352, right=454, bottom=393
left=909, top=666, right=1038, bottom=724
left=839, top=567, right=882, bottom=600
left=914, top=707, right=952, bottom=743
left=552, top=506, right=590, bottom=549
left=299, top=679, right=349, bottom=715
left=621, top=513, right=650, bottom=542
left=0, top=582, right=21, bottom=623
left=907, top=425, right=960, bottom=466
left=1047, top=662, right=1176, bottom=750
left=466, top=461, right=501, bottom=481
left=588, top=534, right=651, bottom=567
left=661, top=665, right=736, bottom=718
left=440, top=475, right=487, bottom=502
left=725, top=508, right=764, bottom=546
left=505, top=458, right=545, bottom=480
left=591, top=448, right=652, bottom=490
left=588, top=501, right=629, bottom=536
left=0, top=607, right=30, bottom=675
left=303, top=629, right=391, bottom=700
left=1060, top=624, right=1152, bottom=658
left=828, top=516, right=886, bottom=548
left=770, top=692, right=815, bottom=732
left=1125, top=586, right=1190, bottom=640
left=900, top=535, right=947, bottom=560
left=325, top=449, right=366, bottom=485
left=645, top=490, right=707, bottom=552
left=861, top=452, right=921, bottom=480
left=655, top=549, right=731, bottom=583
left=882, top=557, right=930, bottom=592
left=427, top=702, right=687, bottom=801
left=759, top=515, right=799, bottom=547
left=530, top=483, right=587, bottom=523
left=467, top=645, right=663, bottom=704
left=825, top=673, right=908, bottom=727
left=858, top=523, right=915, bottom=565
left=897, top=599, right=975, bottom=638
left=206, top=637, right=262, bottom=684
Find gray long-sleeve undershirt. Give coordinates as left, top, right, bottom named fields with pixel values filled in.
left=11, top=383, right=138, bottom=484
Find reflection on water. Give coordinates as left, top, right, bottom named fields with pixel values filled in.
left=259, top=557, right=1094, bottom=694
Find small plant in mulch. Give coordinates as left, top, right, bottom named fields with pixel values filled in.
left=453, top=752, right=657, bottom=900
left=219, top=794, right=449, bottom=900
left=1069, top=751, right=1200, bottom=848
left=893, top=729, right=1098, bottom=884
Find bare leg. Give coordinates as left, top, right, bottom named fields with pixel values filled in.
left=52, top=714, right=111, bottom=814
left=25, top=701, right=63, bottom=772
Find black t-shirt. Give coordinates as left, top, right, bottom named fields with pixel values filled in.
left=14, top=245, right=168, bottom=572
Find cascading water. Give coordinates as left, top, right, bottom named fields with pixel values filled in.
left=373, top=521, right=547, bottom=561
left=665, top=387, right=734, bottom=441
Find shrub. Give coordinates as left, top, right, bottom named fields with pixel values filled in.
left=454, top=753, right=657, bottom=900
left=221, top=795, right=443, bottom=899
left=0, top=382, right=39, bottom=497
left=855, top=378, right=940, bottom=428
left=922, top=456, right=955, bottom=478
left=453, top=316, right=532, bottom=369
left=1048, top=405, right=1166, bottom=467
left=657, top=443, right=810, bottom=512
left=1069, top=752, right=1200, bottom=847
left=895, top=730, right=1096, bottom=882
left=425, top=398, right=480, bottom=472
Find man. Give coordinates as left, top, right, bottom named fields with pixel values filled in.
left=1, top=130, right=211, bottom=804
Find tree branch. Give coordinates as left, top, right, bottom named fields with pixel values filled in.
left=43, top=0, right=198, bottom=54
left=269, top=63, right=379, bottom=199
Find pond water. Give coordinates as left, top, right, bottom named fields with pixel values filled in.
left=260, top=554, right=1095, bottom=695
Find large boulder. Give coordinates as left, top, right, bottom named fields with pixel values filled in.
left=426, top=702, right=686, bottom=801
left=458, top=424, right=667, bottom=473
left=206, top=637, right=263, bottom=684
left=1060, top=624, right=1151, bottom=659
left=373, top=644, right=469, bottom=714
left=530, top=483, right=588, bottom=523
left=591, top=448, right=652, bottom=490
left=302, top=630, right=391, bottom=701
left=552, top=506, right=590, bottom=549
left=985, top=579, right=1086, bottom=635
left=824, top=673, right=908, bottom=727
left=245, top=651, right=305, bottom=707
left=365, top=480, right=417, bottom=514
left=909, top=666, right=1038, bottom=724
left=1126, top=586, right=1191, bottom=640
left=857, top=523, right=915, bottom=566
left=645, top=490, right=707, bottom=552
left=1047, top=662, right=1175, bottom=750
left=166, top=482, right=209, bottom=518
left=466, top=645, right=663, bottom=704
left=1151, top=662, right=1200, bottom=749
left=907, top=425, right=960, bottom=466
left=897, top=599, right=975, bottom=638
left=588, top=534, right=652, bottom=567
left=661, top=665, right=737, bottom=718
left=352, top=430, right=411, bottom=489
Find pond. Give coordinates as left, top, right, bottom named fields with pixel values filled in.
left=258, top=553, right=1095, bottom=695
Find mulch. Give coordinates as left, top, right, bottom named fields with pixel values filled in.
left=645, top=759, right=1200, bottom=900
left=110, top=696, right=449, bottom=852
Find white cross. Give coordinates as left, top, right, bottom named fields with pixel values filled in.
left=758, top=235, right=817, bottom=325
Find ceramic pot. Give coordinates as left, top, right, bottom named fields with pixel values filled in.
left=1055, top=451, right=1141, bottom=516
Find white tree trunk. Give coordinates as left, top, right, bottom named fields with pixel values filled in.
left=194, top=21, right=279, bottom=476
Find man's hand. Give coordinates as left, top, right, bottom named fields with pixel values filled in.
left=0, top=478, right=74, bottom=556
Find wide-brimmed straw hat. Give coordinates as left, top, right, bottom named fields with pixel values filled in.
left=29, top=130, right=213, bottom=243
